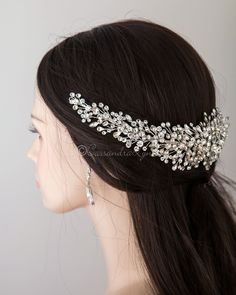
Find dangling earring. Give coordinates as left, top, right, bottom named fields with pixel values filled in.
left=86, top=165, right=95, bottom=205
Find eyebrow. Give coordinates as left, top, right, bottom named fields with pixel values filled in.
left=31, top=114, right=45, bottom=123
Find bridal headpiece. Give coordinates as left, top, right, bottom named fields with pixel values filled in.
left=68, top=92, right=230, bottom=171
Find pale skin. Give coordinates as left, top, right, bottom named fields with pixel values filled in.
left=27, top=86, right=153, bottom=295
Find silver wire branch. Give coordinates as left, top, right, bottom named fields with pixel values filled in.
left=68, top=92, right=230, bottom=171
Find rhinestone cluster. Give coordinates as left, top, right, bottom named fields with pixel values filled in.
left=68, top=92, right=230, bottom=171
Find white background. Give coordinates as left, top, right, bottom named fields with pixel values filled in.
left=0, top=1, right=235, bottom=294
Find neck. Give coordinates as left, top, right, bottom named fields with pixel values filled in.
left=86, top=182, right=149, bottom=293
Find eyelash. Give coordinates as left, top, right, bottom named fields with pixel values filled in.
left=28, top=123, right=42, bottom=139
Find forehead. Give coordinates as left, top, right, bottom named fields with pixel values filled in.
left=32, top=87, right=51, bottom=123
left=32, top=86, right=66, bottom=132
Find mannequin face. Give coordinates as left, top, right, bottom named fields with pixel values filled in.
left=27, top=86, right=90, bottom=213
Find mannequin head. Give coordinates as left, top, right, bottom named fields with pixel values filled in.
left=27, top=87, right=89, bottom=212
left=27, top=19, right=236, bottom=295
left=27, top=86, right=128, bottom=214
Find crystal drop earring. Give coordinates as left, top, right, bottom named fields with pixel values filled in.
left=86, top=165, right=95, bottom=205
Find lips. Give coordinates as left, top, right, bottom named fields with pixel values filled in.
left=35, top=177, right=40, bottom=188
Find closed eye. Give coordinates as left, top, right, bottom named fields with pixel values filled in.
left=28, top=123, right=42, bottom=138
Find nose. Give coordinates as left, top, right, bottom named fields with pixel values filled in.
left=27, top=148, right=33, bottom=161
left=26, top=145, right=37, bottom=163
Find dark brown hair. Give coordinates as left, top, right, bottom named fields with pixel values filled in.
left=36, top=19, right=236, bottom=294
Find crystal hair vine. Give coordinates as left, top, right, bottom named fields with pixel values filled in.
left=68, top=92, right=230, bottom=171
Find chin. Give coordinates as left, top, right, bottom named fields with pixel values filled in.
left=42, top=195, right=82, bottom=213
left=41, top=195, right=64, bottom=213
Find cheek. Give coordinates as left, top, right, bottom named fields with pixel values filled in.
left=37, top=140, right=62, bottom=206
left=37, top=139, right=88, bottom=213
